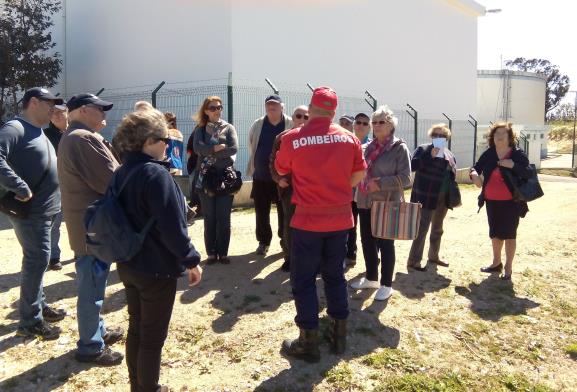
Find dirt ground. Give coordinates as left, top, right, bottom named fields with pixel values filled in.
left=0, top=179, right=576, bottom=391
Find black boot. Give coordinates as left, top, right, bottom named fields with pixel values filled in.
left=324, top=317, right=347, bottom=354
left=281, top=329, right=320, bottom=363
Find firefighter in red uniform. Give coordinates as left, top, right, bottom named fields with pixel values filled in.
left=275, top=87, right=366, bottom=362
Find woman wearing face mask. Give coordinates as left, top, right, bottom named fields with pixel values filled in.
left=350, top=105, right=411, bottom=301
left=192, top=96, right=239, bottom=265
left=470, top=122, right=531, bottom=281
left=407, top=124, right=457, bottom=271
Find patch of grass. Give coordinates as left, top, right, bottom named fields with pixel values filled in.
left=324, top=362, right=355, bottom=390
left=538, top=168, right=575, bottom=178
left=565, top=343, right=577, bottom=359
left=500, top=374, right=554, bottom=392
left=361, top=348, right=420, bottom=373
left=464, top=321, right=489, bottom=337
left=179, top=325, right=206, bottom=346
left=553, top=299, right=577, bottom=318
left=373, top=372, right=468, bottom=392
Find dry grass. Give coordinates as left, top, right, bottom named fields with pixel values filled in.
left=0, top=180, right=576, bottom=391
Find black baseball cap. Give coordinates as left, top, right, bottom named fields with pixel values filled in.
left=22, top=87, right=64, bottom=106
left=265, top=94, right=283, bottom=104
left=66, top=93, right=113, bottom=112
left=355, top=112, right=369, bottom=120
left=339, top=115, right=354, bottom=124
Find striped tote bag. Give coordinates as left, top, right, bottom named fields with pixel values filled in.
left=370, top=194, right=422, bottom=241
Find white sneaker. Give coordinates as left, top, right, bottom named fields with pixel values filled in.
left=375, top=286, right=393, bottom=301
left=351, top=278, right=380, bottom=290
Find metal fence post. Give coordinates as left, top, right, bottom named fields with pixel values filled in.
left=364, top=90, right=377, bottom=111
left=95, top=88, right=105, bottom=96
left=227, top=72, right=234, bottom=124
left=442, top=112, right=453, bottom=150
left=151, top=81, right=165, bottom=108
left=406, top=104, right=418, bottom=149
left=306, top=83, right=315, bottom=92
left=468, top=115, right=478, bottom=165
left=265, top=78, right=279, bottom=95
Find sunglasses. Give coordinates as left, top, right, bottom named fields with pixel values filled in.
left=355, top=120, right=369, bottom=126
left=371, top=120, right=390, bottom=125
left=155, top=137, right=171, bottom=144
left=294, top=113, right=309, bottom=120
left=431, top=133, right=446, bottom=138
left=207, top=105, right=223, bottom=112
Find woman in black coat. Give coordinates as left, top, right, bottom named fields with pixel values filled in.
left=470, top=122, right=532, bottom=280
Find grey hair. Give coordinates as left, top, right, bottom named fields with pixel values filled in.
left=372, top=105, right=398, bottom=128
left=112, top=109, right=167, bottom=154
left=134, top=101, right=154, bottom=111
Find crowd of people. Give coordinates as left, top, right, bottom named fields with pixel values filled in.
left=0, top=86, right=535, bottom=391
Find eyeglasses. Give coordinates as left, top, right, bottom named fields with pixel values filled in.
left=207, top=105, right=223, bottom=112
left=155, top=137, right=171, bottom=144
left=371, top=120, right=390, bottom=125
left=431, top=133, right=446, bottom=138
left=355, top=120, right=369, bottom=126
left=294, top=113, right=309, bottom=120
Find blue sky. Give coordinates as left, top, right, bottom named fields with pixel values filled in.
left=478, top=0, right=576, bottom=103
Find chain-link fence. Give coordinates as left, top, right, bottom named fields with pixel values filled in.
left=98, top=78, right=479, bottom=176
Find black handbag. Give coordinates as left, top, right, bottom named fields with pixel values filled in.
left=502, top=164, right=544, bottom=202
left=445, top=177, right=462, bottom=209
left=0, top=139, right=52, bottom=219
left=203, top=165, right=243, bottom=197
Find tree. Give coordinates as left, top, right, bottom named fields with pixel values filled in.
left=0, top=0, right=62, bottom=121
left=547, top=102, right=575, bottom=122
left=504, top=58, right=570, bottom=119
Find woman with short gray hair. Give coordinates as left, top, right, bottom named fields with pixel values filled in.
left=350, top=105, right=411, bottom=301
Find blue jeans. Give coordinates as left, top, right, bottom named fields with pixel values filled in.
left=75, top=255, right=110, bottom=355
left=50, top=211, right=62, bottom=260
left=291, top=228, right=349, bottom=330
left=9, top=215, right=56, bottom=328
left=199, top=193, right=233, bottom=257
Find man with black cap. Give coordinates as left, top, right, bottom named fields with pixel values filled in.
left=0, top=87, right=66, bottom=340
left=58, top=93, right=124, bottom=366
left=275, top=87, right=366, bottom=362
left=338, top=114, right=354, bottom=132
left=44, top=104, right=68, bottom=271
left=246, top=95, right=293, bottom=256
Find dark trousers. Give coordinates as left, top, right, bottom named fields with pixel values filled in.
left=199, top=193, right=234, bottom=257
left=291, top=228, right=349, bottom=330
left=408, top=195, right=448, bottom=264
left=280, top=189, right=296, bottom=263
left=346, top=201, right=359, bottom=259
left=252, top=179, right=283, bottom=246
left=358, top=208, right=395, bottom=287
left=117, top=266, right=177, bottom=392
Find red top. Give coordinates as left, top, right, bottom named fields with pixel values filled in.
left=275, top=117, right=366, bottom=232
left=484, top=150, right=513, bottom=201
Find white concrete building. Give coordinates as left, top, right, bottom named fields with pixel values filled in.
left=476, top=70, right=549, bottom=166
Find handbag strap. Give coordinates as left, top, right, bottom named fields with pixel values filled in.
left=382, top=175, right=405, bottom=203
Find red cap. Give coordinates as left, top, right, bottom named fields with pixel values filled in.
left=310, top=86, right=337, bottom=111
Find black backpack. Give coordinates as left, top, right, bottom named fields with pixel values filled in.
left=84, top=164, right=154, bottom=264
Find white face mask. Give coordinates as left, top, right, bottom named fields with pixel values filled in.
left=432, top=137, right=447, bottom=149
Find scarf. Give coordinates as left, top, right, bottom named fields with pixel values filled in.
left=359, top=136, right=395, bottom=194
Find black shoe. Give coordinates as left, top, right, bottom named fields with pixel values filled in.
left=281, top=329, right=320, bottom=363
left=48, top=259, right=62, bottom=271
left=500, top=273, right=512, bottom=281
left=206, top=256, right=218, bottom=265
left=324, top=317, right=347, bottom=354
left=103, top=327, right=124, bottom=345
left=408, top=264, right=427, bottom=272
left=481, top=263, right=503, bottom=273
left=75, top=346, right=124, bottom=366
left=255, top=244, right=269, bottom=256
left=42, top=306, right=66, bottom=322
left=280, top=260, right=290, bottom=272
left=186, top=207, right=196, bottom=226
left=219, top=256, right=231, bottom=265
left=16, top=321, right=61, bottom=340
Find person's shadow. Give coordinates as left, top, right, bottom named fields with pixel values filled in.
left=393, top=264, right=452, bottom=300
left=454, top=276, right=540, bottom=321
left=179, top=250, right=293, bottom=333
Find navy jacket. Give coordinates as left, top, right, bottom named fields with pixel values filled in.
left=410, top=143, right=454, bottom=210
left=472, top=146, right=531, bottom=217
left=115, top=152, right=200, bottom=278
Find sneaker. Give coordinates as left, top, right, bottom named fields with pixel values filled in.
left=75, top=346, right=124, bottom=366
left=42, top=306, right=66, bottom=322
left=48, top=259, right=62, bottom=271
left=103, top=327, right=124, bottom=346
left=16, top=321, right=61, bottom=340
left=350, top=278, right=380, bottom=290
left=255, top=244, right=269, bottom=256
left=375, top=286, right=393, bottom=301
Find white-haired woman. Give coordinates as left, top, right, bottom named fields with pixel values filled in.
left=407, top=123, right=457, bottom=271
left=350, top=106, right=411, bottom=301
